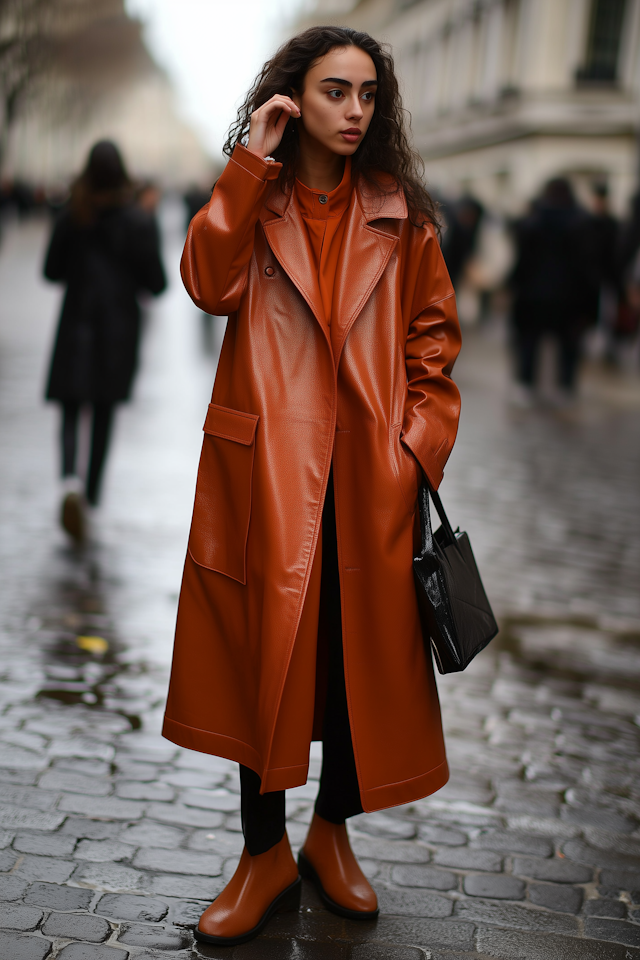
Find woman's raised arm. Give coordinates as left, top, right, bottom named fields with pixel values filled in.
left=180, top=145, right=282, bottom=316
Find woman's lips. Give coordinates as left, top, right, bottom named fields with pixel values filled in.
left=340, top=129, right=361, bottom=143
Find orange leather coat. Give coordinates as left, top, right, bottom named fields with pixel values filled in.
left=163, top=144, right=462, bottom=812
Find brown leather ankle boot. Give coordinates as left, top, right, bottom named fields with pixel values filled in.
left=299, top=813, right=379, bottom=920
left=195, top=833, right=300, bottom=946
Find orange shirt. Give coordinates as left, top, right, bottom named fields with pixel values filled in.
left=294, top=157, right=353, bottom=327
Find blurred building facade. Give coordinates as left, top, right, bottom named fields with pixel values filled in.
left=0, top=0, right=209, bottom=188
left=296, top=0, right=640, bottom=213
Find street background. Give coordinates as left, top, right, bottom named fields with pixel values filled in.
left=2, top=0, right=640, bottom=957
left=0, top=200, right=638, bottom=959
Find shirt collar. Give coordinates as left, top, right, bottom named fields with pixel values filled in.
left=295, top=157, right=352, bottom=222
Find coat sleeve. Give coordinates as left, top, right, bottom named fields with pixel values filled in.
left=401, top=224, right=462, bottom=490
left=180, top=145, right=282, bottom=315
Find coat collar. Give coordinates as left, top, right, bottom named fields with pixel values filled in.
left=263, top=170, right=407, bottom=225
left=261, top=171, right=406, bottom=362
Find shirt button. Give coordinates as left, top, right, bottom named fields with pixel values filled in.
left=264, top=266, right=275, bottom=276
left=318, top=195, right=328, bottom=204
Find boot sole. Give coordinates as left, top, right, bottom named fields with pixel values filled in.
left=193, top=875, right=301, bottom=947
left=298, top=850, right=379, bottom=921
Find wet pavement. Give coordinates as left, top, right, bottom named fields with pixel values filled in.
left=1, top=206, right=640, bottom=960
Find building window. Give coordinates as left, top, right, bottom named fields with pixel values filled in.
left=577, top=0, right=627, bottom=83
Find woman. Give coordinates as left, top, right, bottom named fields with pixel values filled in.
left=44, top=140, right=166, bottom=541
left=163, top=26, right=461, bottom=947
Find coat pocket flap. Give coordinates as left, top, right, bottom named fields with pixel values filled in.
left=203, top=404, right=259, bottom=445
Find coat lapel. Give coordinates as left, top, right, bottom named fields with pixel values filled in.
left=262, top=185, right=325, bottom=330
left=331, top=182, right=406, bottom=362
left=261, top=174, right=408, bottom=361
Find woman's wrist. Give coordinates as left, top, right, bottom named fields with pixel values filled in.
left=241, top=134, right=274, bottom=162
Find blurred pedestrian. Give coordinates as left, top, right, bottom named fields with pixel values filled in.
left=508, top=177, right=597, bottom=405
left=183, top=184, right=211, bottom=233
left=43, top=140, right=166, bottom=542
left=612, top=192, right=640, bottom=365
left=587, top=182, right=619, bottom=358
left=163, top=25, right=461, bottom=947
left=589, top=182, right=618, bottom=288
left=136, top=179, right=162, bottom=214
left=441, top=194, right=484, bottom=290
left=626, top=248, right=640, bottom=308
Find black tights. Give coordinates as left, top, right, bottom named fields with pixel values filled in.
left=240, top=471, right=363, bottom=856
left=61, top=401, right=115, bottom=506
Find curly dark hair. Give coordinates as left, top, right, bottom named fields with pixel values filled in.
left=224, top=25, right=439, bottom=229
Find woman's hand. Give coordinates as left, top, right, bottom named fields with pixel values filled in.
left=246, top=95, right=300, bottom=159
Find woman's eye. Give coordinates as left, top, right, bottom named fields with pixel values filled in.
left=362, top=92, right=375, bottom=102
left=328, top=89, right=343, bottom=99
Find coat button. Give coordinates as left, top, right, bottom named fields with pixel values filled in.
left=318, top=195, right=328, bottom=204
left=264, top=266, right=275, bottom=276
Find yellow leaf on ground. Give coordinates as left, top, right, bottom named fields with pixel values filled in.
left=76, top=635, right=108, bottom=653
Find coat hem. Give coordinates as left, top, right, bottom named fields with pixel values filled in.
left=163, top=718, right=448, bottom=807
left=261, top=764, right=310, bottom=793
left=360, top=758, right=449, bottom=813
left=162, top=716, right=262, bottom=774
left=162, top=716, right=310, bottom=792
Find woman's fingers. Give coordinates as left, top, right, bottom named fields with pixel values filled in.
left=256, top=95, right=300, bottom=121
left=253, top=100, right=298, bottom=135
left=272, top=106, right=292, bottom=139
left=246, top=95, right=301, bottom=158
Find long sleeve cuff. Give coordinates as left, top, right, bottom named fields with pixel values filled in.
left=231, top=144, right=283, bottom=182
left=402, top=427, right=451, bottom=490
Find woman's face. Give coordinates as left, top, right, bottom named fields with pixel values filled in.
left=292, top=45, right=377, bottom=156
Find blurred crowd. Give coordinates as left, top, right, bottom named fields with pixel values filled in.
left=6, top=163, right=640, bottom=412
left=0, top=179, right=54, bottom=219
left=0, top=175, right=162, bottom=227
left=442, top=178, right=640, bottom=404
left=2, top=141, right=640, bottom=549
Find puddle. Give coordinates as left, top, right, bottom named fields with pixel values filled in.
left=496, top=613, right=640, bottom=691
left=31, top=548, right=147, bottom=730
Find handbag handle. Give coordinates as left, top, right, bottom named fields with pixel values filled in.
left=417, top=481, right=458, bottom=563
left=426, top=483, right=457, bottom=546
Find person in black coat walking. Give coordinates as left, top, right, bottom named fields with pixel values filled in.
left=441, top=195, right=484, bottom=291
left=44, top=140, right=166, bottom=540
left=509, top=178, right=598, bottom=404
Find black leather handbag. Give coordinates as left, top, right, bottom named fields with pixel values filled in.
left=413, top=482, right=498, bottom=674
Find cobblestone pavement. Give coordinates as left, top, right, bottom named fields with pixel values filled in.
left=1, top=208, right=640, bottom=960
